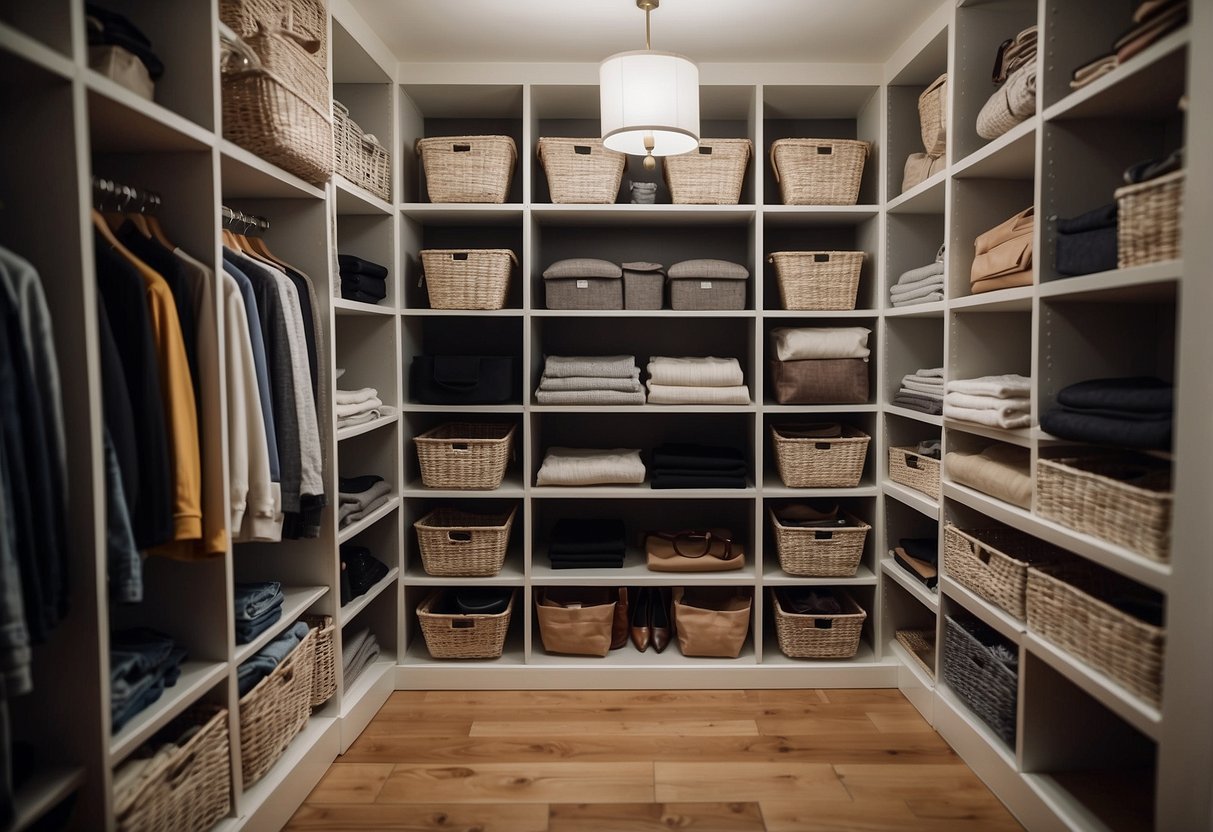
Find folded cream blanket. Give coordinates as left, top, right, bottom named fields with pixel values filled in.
left=536, top=447, right=646, bottom=487
left=339, top=494, right=392, bottom=527
left=946, top=445, right=1033, bottom=509
left=646, top=383, right=750, bottom=405
left=892, top=291, right=944, bottom=307
left=646, top=356, right=744, bottom=387
left=890, top=278, right=945, bottom=303
left=535, top=388, right=647, bottom=405
left=544, top=355, right=638, bottom=379
left=944, top=391, right=1030, bottom=415
left=902, top=379, right=945, bottom=396
left=771, top=327, right=871, bottom=362
left=895, top=260, right=945, bottom=286
left=337, top=405, right=396, bottom=428
left=538, top=373, right=641, bottom=392
left=944, top=403, right=1032, bottom=429
left=947, top=374, right=1031, bottom=398
left=904, top=368, right=944, bottom=383
left=336, top=396, right=383, bottom=417
left=335, top=387, right=379, bottom=405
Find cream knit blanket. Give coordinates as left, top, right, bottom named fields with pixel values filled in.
left=646, top=383, right=751, bottom=405
left=771, top=327, right=871, bottom=361
left=646, top=356, right=744, bottom=387
left=536, top=447, right=646, bottom=486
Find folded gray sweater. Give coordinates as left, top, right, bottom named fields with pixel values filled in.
left=895, top=260, right=945, bottom=286
left=543, top=355, right=638, bottom=379
left=538, top=373, right=641, bottom=392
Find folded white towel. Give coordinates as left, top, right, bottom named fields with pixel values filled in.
left=902, top=372, right=944, bottom=386
left=947, top=374, right=1032, bottom=399
left=538, top=373, right=641, bottom=392
left=902, top=379, right=945, bottom=396
left=900, top=386, right=943, bottom=401
left=771, top=327, right=871, bottom=362
left=944, top=403, right=1032, bottom=430
left=645, top=383, right=751, bottom=405
left=895, top=260, right=945, bottom=286
left=536, top=447, right=646, bottom=487
left=944, top=391, right=1030, bottom=415
left=892, top=291, right=944, bottom=307
left=535, top=388, right=647, bottom=405
left=337, top=405, right=396, bottom=429
left=890, top=279, right=945, bottom=302
left=912, top=367, right=944, bottom=379
left=646, top=356, right=744, bottom=387
left=543, top=355, right=638, bottom=379
left=336, top=396, right=383, bottom=417
left=335, top=387, right=379, bottom=405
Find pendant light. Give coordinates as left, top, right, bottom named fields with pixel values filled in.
left=600, top=0, right=700, bottom=170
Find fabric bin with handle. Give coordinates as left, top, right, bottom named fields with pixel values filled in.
left=538, top=138, right=626, bottom=204
left=410, top=356, right=515, bottom=405
left=417, top=135, right=517, bottom=203
left=302, top=614, right=336, bottom=707
left=771, top=425, right=870, bottom=488
left=770, top=250, right=863, bottom=311
left=943, top=525, right=1068, bottom=620
left=673, top=587, right=752, bottom=658
left=769, top=508, right=870, bottom=577
left=417, top=589, right=514, bottom=659
left=333, top=99, right=391, bottom=200
left=543, top=258, right=623, bottom=310
left=1116, top=168, right=1184, bottom=268
left=414, top=506, right=517, bottom=577
left=239, top=627, right=316, bottom=788
left=918, top=73, right=947, bottom=155
left=622, top=261, right=665, bottom=310
left=114, top=705, right=232, bottom=832
left=769, top=357, right=869, bottom=404
left=421, top=249, right=516, bottom=310
left=662, top=138, right=753, bottom=204
left=414, top=422, right=516, bottom=490
left=770, top=138, right=870, bottom=205
left=667, top=259, right=749, bottom=310
left=942, top=615, right=1018, bottom=746
left=771, top=589, right=866, bottom=659
left=536, top=587, right=617, bottom=657
left=887, top=445, right=941, bottom=499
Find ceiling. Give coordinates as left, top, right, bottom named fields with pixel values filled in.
left=349, top=0, right=942, bottom=64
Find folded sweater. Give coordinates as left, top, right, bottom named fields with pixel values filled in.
left=889, top=279, right=946, bottom=303
left=945, top=444, right=1033, bottom=509
left=944, top=402, right=1032, bottom=430
left=335, top=387, right=379, bottom=406
left=536, top=447, right=646, bottom=487
left=646, top=383, right=750, bottom=405
left=538, top=373, right=641, bottom=392
left=1041, top=408, right=1172, bottom=450
left=536, top=388, right=647, bottom=405
left=894, top=394, right=943, bottom=415
left=543, top=355, right=638, bottom=379
left=947, top=374, right=1031, bottom=399
left=771, top=327, right=871, bottom=361
left=652, top=443, right=746, bottom=471
left=336, top=396, right=383, bottom=417
left=894, top=260, right=945, bottom=287
left=893, top=290, right=943, bottom=307
left=646, top=356, right=744, bottom=387
left=337, top=255, right=388, bottom=279
left=1056, top=376, right=1172, bottom=414
left=944, top=391, right=1030, bottom=415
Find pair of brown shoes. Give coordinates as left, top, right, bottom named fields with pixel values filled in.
left=630, top=587, right=672, bottom=653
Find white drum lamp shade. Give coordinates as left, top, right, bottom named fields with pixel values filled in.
left=600, top=50, right=700, bottom=157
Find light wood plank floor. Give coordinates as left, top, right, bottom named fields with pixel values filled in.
left=288, top=689, right=1024, bottom=831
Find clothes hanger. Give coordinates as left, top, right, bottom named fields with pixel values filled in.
left=144, top=193, right=175, bottom=249
left=123, top=186, right=153, bottom=238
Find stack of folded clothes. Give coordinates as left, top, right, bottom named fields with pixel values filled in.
left=977, top=25, right=1037, bottom=140
left=536, top=355, right=644, bottom=405
left=342, top=627, right=381, bottom=688
left=335, top=381, right=396, bottom=429
left=548, top=518, right=626, bottom=569
left=650, top=442, right=747, bottom=489
left=1041, top=377, right=1173, bottom=450
left=645, top=356, right=750, bottom=405
left=769, top=327, right=871, bottom=405
left=87, top=3, right=164, bottom=100
left=110, top=629, right=187, bottom=732
left=238, top=621, right=308, bottom=696
left=946, top=443, right=1033, bottom=509
left=535, top=447, right=646, bottom=487
left=339, top=545, right=390, bottom=606
left=890, top=246, right=944, bottom=307
left=894, top=367, right=945, bottom=414
left=1070, top=0, right=1189, bottom=90
left=234, top=581, right=285, bottom=645
left=970, top=207, right=1034, bottom=295
left=892, top=537, right=938, bottom=589
left=1055, top=203, right=1118, bottom=276
left=944, top=374, right=1032, bottom=429
left=338, top=254, right=389, bottom=304
left=338, top=474, right=394, bottom=528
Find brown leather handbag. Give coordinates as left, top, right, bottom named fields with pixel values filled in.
left=672, top=587, right=752, bottom=658
left=970, top=206, right=1034, bottom=291
left=535, top=588, right=616, bottom=657
left=645, top=529, right=746, bottom=573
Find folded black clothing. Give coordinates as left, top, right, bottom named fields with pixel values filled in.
left=652, top=465, right=748, bottom=479
left=549, top=550, right=626, bottom=562
left=341, top=288, right=385, bottom=305
left=651, top=474, right=747, bottom=489
left=337, top=254, right=389, bottom=279
left=455, top=588, right=512, bottom=615
left=899, top=537, right=938, bottom=564
left=1056, top=225, right=1117, bottom=276
left=1123, top=148, right=1183, bottom=185
left=340, top=544, right=389, bottom=599
left=651, top=443, right=747, bottom=471
left=1041, top=407, right=1172, bottom=450
left=549, top=518, right=626, bottom=554
left=893, top=394, right=943, bottom=415
left=776, top=587, right=842, bottom=616
left=550, top=560, right=625, bottom=569
left=341, top=274, right=388, bottom=299
left=1056, top=376, right=1173, bottom=414
left=774, top=504, right=848, bottom=528
left=86, top=3, right=164, bottom=78
left=549, top=542, right=626, bottom=557
left=893, top=549, right=939, bottom=589
left=339, top=474, right=384, bottom=494
left=1057, top=203, right=1117, bottom=234
left=773, top=422, right=843, bottom=440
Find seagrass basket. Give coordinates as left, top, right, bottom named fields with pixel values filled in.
left=239, top=628, right=316, bottom=787
left=421, top=249, right=516, bottom=310
left=418, top=589, right=514, bottom=658
left=415, top=506, right=516, bottom=576
left=417, top=135, right=517, bottom=203
left=538, top=138, right=625, bottom=203
left=771, top=425, right=870, bottom=488
left=414, top=422, right=516, bottom=489
left=1116, top=169, right=1184, bottom=268
left=772, top=590, right=866, bottom=658
left=769, top=508, right=869, bottom=577
left=663, top=138, right=752, bottom=204
left=770, top=251, right=863, bottom=310
left=770, top=138, right=869, bottom=205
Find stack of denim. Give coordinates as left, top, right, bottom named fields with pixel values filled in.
left=110, top=629, right=187, bottom=732
left=234, top=581, right=285, bottom=645
left=238, top=621, right=309, bottom=696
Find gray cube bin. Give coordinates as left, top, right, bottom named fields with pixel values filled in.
left=622, top=261, right=665, bottom=310
left=542, top=258, right=624, bottom=310
left=667, top=258, right=750, bottom=310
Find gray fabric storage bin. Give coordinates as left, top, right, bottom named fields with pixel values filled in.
left=542, top=258, right=623, bottom=310
left=668, top=259, right=749, bottom=310
left=622, top=261, right=664, bottom=310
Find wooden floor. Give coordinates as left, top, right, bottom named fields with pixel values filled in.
left=288, top=689, right=1024, bottom=831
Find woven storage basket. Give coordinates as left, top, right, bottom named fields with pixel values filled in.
left=221, top=0, right=327, bottom=59
left=772, top=590, right=866, bottom=659
left=888, top=445, right=941, bottom=500
left=942, top=615, right=1018, bottom=745
left=417, top=135, right=517, bottom=203
left=414, top=506, right=517, bottom=576
left=538, top=138, right=626, bottom=204
left=1027, top=561, right=1165, bottom=706
left=895, top=629, right=936, bottom=679
left=302, top=615, right=336, bottom=707
left=770, top=251, right=863, bottom=311
left=333, top=100, right=391, bottom=200
left=420, top=249, right=516, bottom=310
left=417, top=589, right=514, bottom=658
left=770, top=138, right=870, bottom=205
left=1116, top=169, right=1184, bottom=268
left=414, top=422, right=516, bottom=490
left=663, top=138, right=752, bottom=204
left=769, top=508, right=870, bottom=577
left=943, top=525, right=1068, bottom=620
left=771, top=425, right=870, bottom=488
left=1036, top=455, right=1172, bottom=562
left=114, top=706, right=232, bottom=832
left=239, top=627, right=316, bottom=788
left=918, top=74, right=947, bottom=156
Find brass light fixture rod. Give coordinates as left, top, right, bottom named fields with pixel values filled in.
left=637, top=0, right=658, bottom=50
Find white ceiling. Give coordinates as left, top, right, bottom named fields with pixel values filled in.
left=349, top=0, right=942, bottom=64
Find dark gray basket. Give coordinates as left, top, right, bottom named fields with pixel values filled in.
left=669, top=276, right=746, bottom=310
left=942, top=615, right=1018, bottom=746
left=622, top=263, right=664, bottom=309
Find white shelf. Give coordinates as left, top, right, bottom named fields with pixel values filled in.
left=939, top=577, right=1024, bottom=646
left=948, top=286, right=1034, bottom=312
left=882, top=480, right=940, bottom=519
left=220, top=139, right=326, bottom=200
left=886, top=171, right=946, bottom=214
left=885, top=300, right=945, bottom=317
left=887, top=638, right=935, bottom=689
left=336, top=496, right=400, bottom=544
left=404, top=474, right=527, bottom=498
left=333, top=175, right=393, bottom=215
left=0, top=21, right=75, bottom=80
left=763, top=403, right=878, bottom=413
left=531, top=203, right=756, bottom=226
left=403, top=403, right=524, bottom=413
left=402, top=307, right=523, bottom=316
left=943, top=419, right=1034, bottom=448
left=529, top=403, right=758, bottom=413
left=531, top=309, right=755, bottom=318
left=399, top=203, right=523, bottom=225
left=762, top=309, right=878, bottom=318
left=8, top=765, right=84, bottom=832
left=339, top=654, right=396, bottom=718
left=884, top=404, right=943, bottom=426
left=531, top=548, right=758, bottom=586
left=761, top=205, right=880, bottom=226
left=340, top=567, right=400, bottom=626
left=881, top=557, right=939, bottom=612
left=761, top=476, right=879, bottom=498
left=336, top=412, right=399, bottom=441
left=234, top=586, right=330, bottom=665
left=333, top=297, right=396, bottom=316
left=762, top=563, right=878, bottom=586
left=1038, top=262, right=1180, bottom=303
left=404, top=555, right=526, bottom=585
left=527, top=638, right=760, bottom=667
left=951, top=119, right=1035, bottom=180
left=531, top=481, right=757, bottom=499
left=110, top=661, right=229, bottom=764
left=84, top=72, right=213, bottom=153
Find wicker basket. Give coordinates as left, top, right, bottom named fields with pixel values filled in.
left=417, top=135, right=517, bottom=203
left=918, top=74, right=947, bottom=156
left=333, top=100, right=391, bottom=200
left=663, top=138, right=752, bottom=204
left=770, top=138, right=870, bottom=206
left=1116, top=169, right=1184, bottom=268
left=888, top=445, right=941, bottom=500
left=1026, top=562, right=1164, bottom=707
left=772, top=590, right=866, bottom=659
left=414, top=506, right=516, bottom=576
left=114, top=706, right=232, bottom=832
left=414, top=422, right=516, bottom=490
left=895, top=629, right=936, bottom=679
left=943, top=525, right=1068, bottom=620
left=1036, top=455, right=1172, bottom=562
left=302, top=615, right=336, bottom=707
left=771, top=425, right=870, bottom=488
left=537, top=138, right=626, bottom=204
left=769, top=508, right=869, bottom=577
left=221, top=0, right=327, bottom=60
left=942, top=616, right=1018, bottom=745
left=770, top=251, right=863, bottom=311
left=417, top=589, right=514, bottom=659
left=239, top=628, right=316, bottom=788
left=420, top=249, right=516, bottom=310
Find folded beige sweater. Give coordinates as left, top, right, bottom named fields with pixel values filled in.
left=945, top=444, right=1033, bottom=509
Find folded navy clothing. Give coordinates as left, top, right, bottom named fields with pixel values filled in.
left=1056, top=226, right=1117, bottom=276
left=651, top=443, right=747, bottom=471
left=1056, top=377, right=1173, bottom=414
left=337, top=254, right=389, bottom=279
left=341, top=274, right=388, bottom=298
left=651, top=474, right=746, bottom=489
left=1041, top=407, right=1172, bottom=450
left=548, top=548, right=626, bottom=561
left=1057, top=203, right=1117, bottom=234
